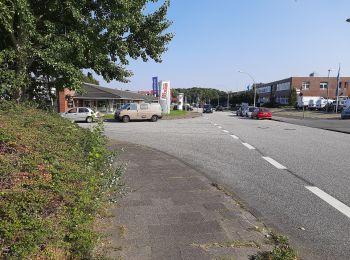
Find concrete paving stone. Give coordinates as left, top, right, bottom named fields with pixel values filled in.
left=178, top=212, right=205, bottom=223
left=121, top=199, right=153, bottom=207
left=148, top=224, right=174, bottom=237
left=180, top=246, right=212, bottom=260
left=203, top=202, right=228, bottom=211
left=173, top=221, right=223, bottom=235
left=125, top=246, right=152, bottom=260
left=151, top=245, right=182, bottom=260
left=174, top=231, right=230, bottom=245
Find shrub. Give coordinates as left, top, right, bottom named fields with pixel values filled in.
left=0, top=101, right=121, bottom=258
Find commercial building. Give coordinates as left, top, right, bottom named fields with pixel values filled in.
left=256, top=76, right=350, bottom=105
left=58, top=83, right=157, bottom=113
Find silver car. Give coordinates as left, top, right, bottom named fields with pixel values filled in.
left=60, top=107, right=99, bottom=123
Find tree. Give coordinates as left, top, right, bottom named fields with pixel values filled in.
left=82, top=72, right=99, bottom=85
left=290, top=87, right=297, bottom=106
left=0, top=0, right=173, bottom=101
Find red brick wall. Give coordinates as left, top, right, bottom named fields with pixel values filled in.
left=291, top=77, right=350, bottom=98
left=58, top=89, right=75, bottom=113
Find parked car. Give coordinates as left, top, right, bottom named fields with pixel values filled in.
left=316, top=98, right=334, bottom=110
left=235, top=106, right=242, bottom=116
left=203, top=104, right=213, bottom=113
left=60, top=107, right=99, bottom=123
left=246, top=106, right=257, bottom=118
left=183, top=104, right=193, bottom=111
left=241, top=106, right=249, bottom=117
left=114, top=103, right=162, bottom=123
left=216, top=105, right=223, bottom=111
left=251, top=108, right=272, bottom=120
left=341, top=107, right=350, bottom=119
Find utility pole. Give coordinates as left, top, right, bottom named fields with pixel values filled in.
left=326, top=69, right=331, bottom=112
left=238, top=71, right=257, bottom=107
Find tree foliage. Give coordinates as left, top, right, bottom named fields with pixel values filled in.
left=0, top=0, right=173, bottom=101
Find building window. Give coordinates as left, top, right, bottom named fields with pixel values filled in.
left=320, top=82, right=328, bottom=90
left=302, top=81, right=310, bottom=90
left=345, top=82, right=348, bottom=89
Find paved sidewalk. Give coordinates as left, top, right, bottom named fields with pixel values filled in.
left=100, top=141, right=273, bottom=260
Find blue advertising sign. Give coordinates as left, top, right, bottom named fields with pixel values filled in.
left=152, top=77, right=158, bottom=96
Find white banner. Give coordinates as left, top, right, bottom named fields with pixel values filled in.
left=159, top=81, right=171, bottom=114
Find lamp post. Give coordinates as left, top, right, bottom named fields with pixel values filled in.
left=227, top=91, right=230, bottom=109
left=238, top=70, right=257, bottom=107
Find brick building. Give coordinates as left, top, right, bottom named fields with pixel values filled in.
left=257, top=76, right=350, bottom=105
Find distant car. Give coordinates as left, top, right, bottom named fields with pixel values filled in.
left=341, top=107, right=350, bottom=119
left=60, top=107, right=99, bottom=123
left=183, top=104, right=193, bottom=111
left=235, top=107, right=242, bottom=116
left=241, top=107, right=249, bottom=117
left=203, top=104, right=213, bottom=113
left=246, top=106, right=257, bottom=118
left=216, top=105, right=223, bottom=111
left=251, top=108, right=272, bottom=120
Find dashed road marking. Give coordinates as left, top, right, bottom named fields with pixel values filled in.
left=242, top=143, right=255, bottom=150
left=214, top=123, right=218, bottom=126
left=218, top=126, right=222, bottom=129
left=223, top=130, right=229, bottom=133
left=262, top=157, right=287, bottom=170
left=230, top=135, right=239, bottom=140
left=305, top=186, right=350, bottom=219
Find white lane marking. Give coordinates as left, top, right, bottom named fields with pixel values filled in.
left=242, top=143, right=255, bottom=150
left=222, top=130, right=229, bottom=133
left=262, top=157, right=287, bottom=170
left=305, top=186, right=350, bottom=219
left=214, top=123, right=218, bottom=126
left=218, top=126, right=222, bottom=129
left=230, top=135, right=239, bottom=140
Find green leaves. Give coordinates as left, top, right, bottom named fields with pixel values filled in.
left=0, top=0, right=173, bottom=100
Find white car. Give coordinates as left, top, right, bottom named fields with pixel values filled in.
left=60, top=107, right=99, bottom=123
left=246, top=106, right=257, bottom=118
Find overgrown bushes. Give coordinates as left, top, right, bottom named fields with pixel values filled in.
left=0, top=102, right=121, bottom=258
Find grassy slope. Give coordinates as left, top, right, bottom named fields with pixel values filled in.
left=0, top=102, right=117, bottom=259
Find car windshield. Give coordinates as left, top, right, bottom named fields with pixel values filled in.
left=204, top=105, right=211, bottom=108
left=249, top=107, right=256, bottom=112
left=121, top=103, right=130, bottom=110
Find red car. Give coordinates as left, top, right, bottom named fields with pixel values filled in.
left=251, top=108, right=272, bottom=119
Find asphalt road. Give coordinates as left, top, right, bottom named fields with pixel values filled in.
left=82, top=112, right=350, bottom=259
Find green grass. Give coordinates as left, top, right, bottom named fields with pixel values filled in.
left=167, top=110, right=188, bottom=117
left=0, top=102, right=121, bottom=259
left=102, top=113, right=115, bottom=120
left=250, top=233, right=299, bottom=260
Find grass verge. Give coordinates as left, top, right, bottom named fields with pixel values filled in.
left=250, top=232, right=299, bottom=260
left=0, top=102, right=122, bottom=259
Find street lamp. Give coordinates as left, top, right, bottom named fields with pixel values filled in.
left=326, top=69, right=332, bottom=111
left=238, top=70, right=257, bottom=107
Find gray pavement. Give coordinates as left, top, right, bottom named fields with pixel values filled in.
left=82, top=112, right=350, bottom=259
left=273, top=115, right=350, bottom=134
left=101, top=141, right=273, bottom=260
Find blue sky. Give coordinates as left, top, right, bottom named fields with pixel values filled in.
left=92, top=0, right=350, bottom=92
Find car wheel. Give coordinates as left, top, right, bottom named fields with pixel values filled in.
left=122, top=116, right=130, bottom=123
left=151, top=115, right=158, bottom=122
left=86, top=116, right=93, bottom=123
